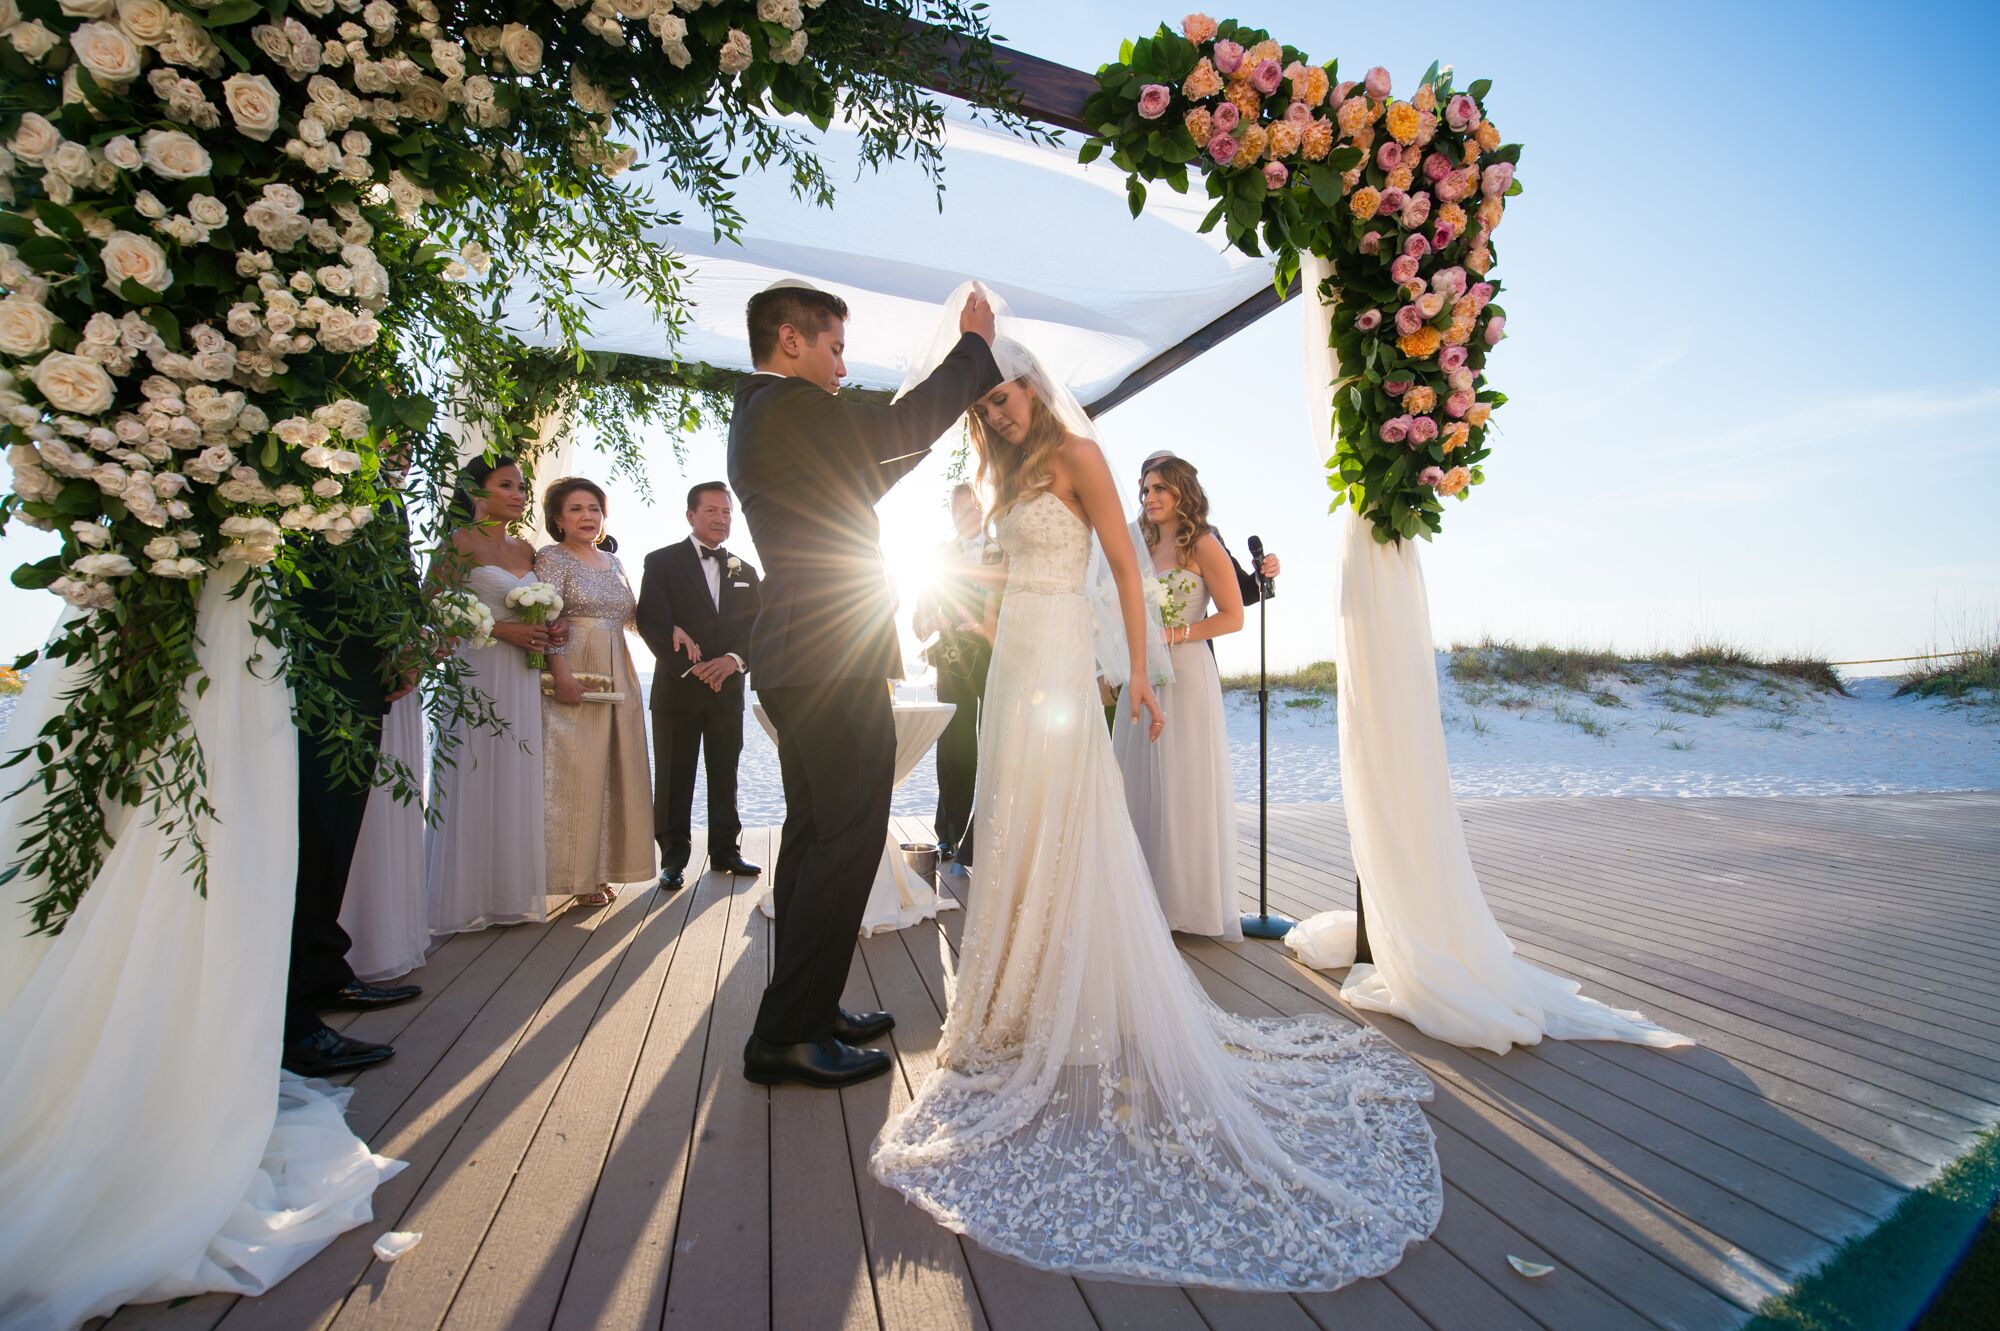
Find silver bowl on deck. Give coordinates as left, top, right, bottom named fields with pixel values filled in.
left=899, top=842, right=940, bottom=882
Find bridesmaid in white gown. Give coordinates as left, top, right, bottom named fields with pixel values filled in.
left=871, top=322, right=1441, bottom=1292
left=425, top=457, right=553, bottom=936
left=338, top=690, right=429, bottom=980
left=1113, top=454, right=1245, bottom=940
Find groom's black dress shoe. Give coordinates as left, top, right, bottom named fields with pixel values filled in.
left=743, top=1035, right=892, bottom=1088
left=712, top=854, right=762, bottom=877
left=659, top=868, right=686, bottom=891
left=317, top=980, right=421, bottom=1012
left=283, top=1027, right=394, bottom=1077
left=833, top=1008, right=895, bottom=1044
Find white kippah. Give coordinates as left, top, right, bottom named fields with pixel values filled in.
left=760, top=276, right=823, bottom=294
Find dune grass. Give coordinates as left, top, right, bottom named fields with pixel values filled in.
left=1745, top=1126, right=1999, bottom=1331
left=0, top=667, right=21, bottom=697
left=1897, top=639, right=2000, bottom=709
left=1220, top=659, right=1338, bottom=694
left=1448, top=637, right=1846, bottom=697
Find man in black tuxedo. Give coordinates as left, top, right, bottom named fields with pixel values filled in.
left=914, top=482, right=994, bottom=866
left=728, top=279, right=999, bottom=1089
left=280, top=507, right=426, bottom=1078
left=636, top=481, right=763, bottom=890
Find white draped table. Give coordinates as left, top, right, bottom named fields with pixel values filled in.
left=751, top=700, right=960, bottom=937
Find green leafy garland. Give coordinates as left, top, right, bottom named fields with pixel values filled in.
left=1080, top=15, right=1522, bottom=543
left=0, top=0, right=1019, bottom=932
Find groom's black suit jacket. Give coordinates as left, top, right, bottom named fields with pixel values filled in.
left=727, top=334, right=1002, bottom=689
left=636, top=538, right=761, bottom=713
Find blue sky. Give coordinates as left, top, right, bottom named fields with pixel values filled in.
left=3, top=0, right=1995, bottom=678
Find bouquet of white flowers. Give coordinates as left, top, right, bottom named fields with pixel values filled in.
left=505, top=581, right=564, bottom=669
left=1148, top=568, right=1199, bottom=633
left=436, top=589, right=496, bottom=650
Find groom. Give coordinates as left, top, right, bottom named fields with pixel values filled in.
left=729, top=278, right=999, bottom=1089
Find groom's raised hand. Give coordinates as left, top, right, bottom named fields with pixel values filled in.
left=959, top=289, right=995, bottom=345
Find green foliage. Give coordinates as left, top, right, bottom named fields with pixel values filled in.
left=0, top=0, right=1023, bottom=931
left=1746, top=1127, right=1999, bottom=1331
left=1896, top=638, right=2000, bottom=709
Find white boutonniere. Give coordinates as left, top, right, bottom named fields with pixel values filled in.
left=725, top=556, right=742, bottom=576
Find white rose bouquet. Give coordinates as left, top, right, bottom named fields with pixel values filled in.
left=436, top=589, right=495, bottom=650
left=505, top=580, right=563, bottom=668
left=1150, top=568, right=1199, bottom=633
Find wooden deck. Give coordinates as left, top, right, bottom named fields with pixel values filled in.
left=101, top=792, right=2000, bottom=1331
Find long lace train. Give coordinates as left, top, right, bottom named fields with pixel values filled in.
left=871, top=493, right=1441, bottom=1291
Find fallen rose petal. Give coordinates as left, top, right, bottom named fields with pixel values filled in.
left=374, top=1231, right=423, bottom=1262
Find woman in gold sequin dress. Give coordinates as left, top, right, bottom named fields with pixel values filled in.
left=536, top=478, right=656, bottom=906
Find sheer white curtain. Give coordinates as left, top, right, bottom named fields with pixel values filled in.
left=1285, top=251, right=1690, bottom=1056
left=0, top=569, right=402, bottom=1330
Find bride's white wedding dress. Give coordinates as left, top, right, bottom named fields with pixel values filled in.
left=871, top=492, right=1442, bottom=1291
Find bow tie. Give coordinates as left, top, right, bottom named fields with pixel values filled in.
left=698, top=545, right=724, bottom=562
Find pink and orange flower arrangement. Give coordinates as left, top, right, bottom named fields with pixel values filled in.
left=1081, top=14, right=1522, bottom=542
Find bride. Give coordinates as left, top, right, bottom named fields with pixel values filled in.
left=870, top=297, right=1443, bottom=1291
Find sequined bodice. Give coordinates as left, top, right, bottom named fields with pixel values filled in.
left=997, top=492, right=1090, bottom=595
left=534, top=545, right=635, bottom=625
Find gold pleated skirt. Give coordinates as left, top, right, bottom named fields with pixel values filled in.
left=541, top=616, right=656, bottom=892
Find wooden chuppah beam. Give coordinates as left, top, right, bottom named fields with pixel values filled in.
left=1082, top=278, right=1298, bottom=418
left=891, top=13, right=1297, bottom=417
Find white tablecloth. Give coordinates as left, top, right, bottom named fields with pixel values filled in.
left=751, top=700, right=960, bottom=936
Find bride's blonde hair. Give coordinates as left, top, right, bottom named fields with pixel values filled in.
left=968, top=380, right=1069, bottom=525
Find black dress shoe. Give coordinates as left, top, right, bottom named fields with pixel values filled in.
left=317, top=980, right=421, bottom=1012
left=742, top=1035, right=892, bottom=1089
left=659, top=868, right=685, bottom=891
left=833, top=1008, right=895, bottom=1044
left=283, top=1027, right=394, bottom=1077
left=712, top=855, right=762, bottom=877
left=936, top=839, right=955, bottom=862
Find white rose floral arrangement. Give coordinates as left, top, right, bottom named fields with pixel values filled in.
left=0, top=0, right=1030, bottom=935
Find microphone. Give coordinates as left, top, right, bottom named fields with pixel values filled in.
left=1247, top=534, right=1272, bottom=590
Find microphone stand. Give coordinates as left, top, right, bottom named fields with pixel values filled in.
left=1240, top=552, right=1296, bottom=941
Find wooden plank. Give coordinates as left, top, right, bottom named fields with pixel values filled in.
left=838, top=924, right=994, bottom=1331
left=1292, top=1277, right=1432, bottom=1331
left=1460, top=802, right=2000, bottom=972
left=212, top=910, right=608, bottom=1331
left=549, top=847, right=737, bottom=1331
left=323, top=881, right=659, bottom=1331
left=660, top=863, right=773, bottom=1330
left=438, top=846, right=709, bottom=1331
left=1258, top=817, right=2000, bottom=1113
left=1269, top=802, right=2000, bottom=988
left=1186, top=940, right=1781, bottom=1315
left=1238, top=819, right=1978, bottom=1176
left=773, top=860, right=883, bottom=1331
left=1465, top=858, right=2000, bottom=1042
left=1491, top=920, right=1998, bottom=1135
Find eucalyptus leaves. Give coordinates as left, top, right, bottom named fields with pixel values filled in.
left=0, top=0, right=1014, bottom=931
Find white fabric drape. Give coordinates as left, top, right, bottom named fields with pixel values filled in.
left=0, top=569, right=403, bottom=1330
left=339, top=691, right=430, bottom=982
left=1285, top=252, right=1690, bottom=1055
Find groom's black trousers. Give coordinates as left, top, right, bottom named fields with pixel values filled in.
left=754, top=678, right=896, bottom=1045
left=285, top=719, right=377, bottom=1046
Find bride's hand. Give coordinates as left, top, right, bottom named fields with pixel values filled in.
left=1127, top=678, right=1165, bottom=742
